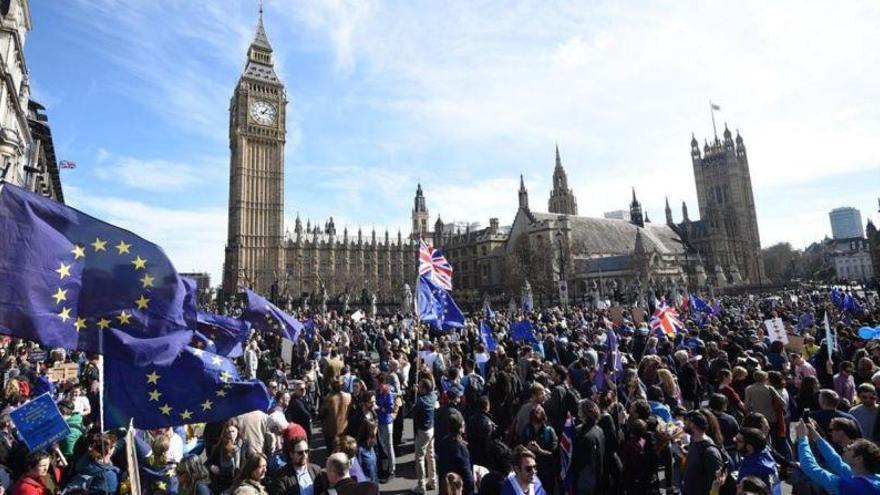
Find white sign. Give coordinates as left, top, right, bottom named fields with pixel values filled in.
left=764, top=318, right=788, bottom=344
left=351, top=310, right=364, bottom=322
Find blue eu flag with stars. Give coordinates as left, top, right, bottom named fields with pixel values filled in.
left=417, top=274, right=464, bottom=331
left=196, top=311, right=251, bottom=358
left=0, top=183, right=195, bottom=360
left=103, top=346, right=271, bottom=429
left=242, top=289, right=303, bottom=341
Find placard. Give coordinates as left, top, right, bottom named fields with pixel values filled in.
left=27, top=350, right=47, bottom=364
left=281, top=338, right=294, bottom=366
left=610, top=306, right=624, bottom=326
left=9, top=393, right=71, bottom=452
left=47, top=362, right=78, bottom=383
left=633, top=308, right=647, bottom=325
left=785, top=335, right=805, bottom=353
left=764, top=318, right=788, bottom=344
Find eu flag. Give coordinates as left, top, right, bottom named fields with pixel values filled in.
left=480, top=320, right=497, bottom=352
left=689, top=293, right=710, bottom=313
left=242, top=289, right=303, bottom=341
left=417, top=274, right=464, bottom=331
left=511, top=320, right=537, bottom=343
left=103, top=346, right=271, bottom=429
left=196, top=311, right=250, bottom=358
left=0, top=183, right=195, bottom=359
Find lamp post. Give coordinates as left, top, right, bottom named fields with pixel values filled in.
left=556, top=231, right=567, bottom=305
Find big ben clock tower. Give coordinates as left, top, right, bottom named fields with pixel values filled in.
left=223, top=10, right=287, bottom=296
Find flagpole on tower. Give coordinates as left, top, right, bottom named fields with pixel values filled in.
left=709, top=100, right=720, bottom=141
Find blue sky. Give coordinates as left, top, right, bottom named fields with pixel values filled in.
left=26, top=0, right=880, bottom=283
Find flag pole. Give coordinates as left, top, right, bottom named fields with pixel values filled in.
left=709, top=100, right=718, bottom=141
left=98, top=325, right=105, bottom=432
left=414, top=239, right=422, bottom=378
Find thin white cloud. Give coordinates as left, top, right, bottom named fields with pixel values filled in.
left=91, top=150, right=224, bottom=193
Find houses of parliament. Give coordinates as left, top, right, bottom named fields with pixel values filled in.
left=222, top=13, right=765, bottom=306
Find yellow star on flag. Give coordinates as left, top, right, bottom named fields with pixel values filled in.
left=52, top=288, right=67, bottom=304
left=146, top=371, right=160, bottom=384
left=192, top=348, right=204, bottom=356
left=148, top=390, right=161, bottom=401
left=140, top=273, right=155, bottom=288
left=131, top=256, right=147, bottom=270
left=220, top=371, right=232, bottom=383
left=180, top=410, right=193, bottom=420
left=115, top=240, right=131, bottom=254
left=216, top=389, right=227, bottom=397
left=91, top=238, right=107, bottom=252
left=96, top=318, right=111, bottom=330
left=201, top=399, right=213, bottom=411
left=211, top=356, right=223, bottom=366
left=71, top=245, right=86, bottom=259
left=56, top=262, right=72, bottom=279
left=159, top=404, right=172, bottom=416
left=134, top=295, right=150, bottom=310
left=58, top=307, right=72, bottom=323
left=116, top=311, right=132, bottom=325
left=155, top=481, right=167, bottom=491
left=74, top=317, right=87, bottom=332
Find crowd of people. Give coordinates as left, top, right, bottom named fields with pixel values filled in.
left=0, top=287, right=878, bottom=495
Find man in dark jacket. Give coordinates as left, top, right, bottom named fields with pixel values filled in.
left=268, top=436, right=328, bottom=495
left=326, top=452, right=379, bottom=495
left=467, top=396, right=498, bottom=468
left=571, top=400, right=604, bottom=494
left=285, top=380, right=313, bottom=441
left=681, top=411, right=724, bottom=495
left=434, top=385, right=464, bottom=443
left=412, top=379, right=437, bottom=494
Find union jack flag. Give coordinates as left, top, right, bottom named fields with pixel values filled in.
left=419, top=239, right=453, bottom=291
left=559, top=412, right=575, bottom=495
left=651, top=304, right=684, bottom=336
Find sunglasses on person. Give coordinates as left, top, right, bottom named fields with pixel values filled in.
left=520, top=464, right=537, bottom=473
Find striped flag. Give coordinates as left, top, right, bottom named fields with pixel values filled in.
left=650, top=304, right=684, bottom=337
left=418, top=239, right=453, bottom=291
left=559, top=412, right=575, bottom=495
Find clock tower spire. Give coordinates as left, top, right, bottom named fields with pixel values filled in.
left=223, top=7, right=287, bottom=296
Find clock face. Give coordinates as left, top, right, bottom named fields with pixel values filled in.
left=249, top=100, right=277, bottom=125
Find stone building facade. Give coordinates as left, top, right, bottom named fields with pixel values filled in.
left=0, top=0, right=63, bottom=201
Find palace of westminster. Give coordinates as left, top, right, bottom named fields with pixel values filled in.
left=222, top=13, right=765, bottom=307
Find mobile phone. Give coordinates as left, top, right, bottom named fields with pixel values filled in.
left=803, top=408, right=811, bottom=419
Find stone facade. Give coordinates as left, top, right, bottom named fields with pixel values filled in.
left=831, top=237, right=875, bottom=282
left=0, top=0, right=62, bottom=202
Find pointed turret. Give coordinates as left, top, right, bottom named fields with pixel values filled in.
left=518, top=174, right=529, bottom=210
left=630, top=187, right=644, bottom=227
left=682, top=201, right=690, bottom=222
left=242, top=6, right=280, bottom=83
left=645, top=211, right=651, bottom=223
left=294, top=213, right=302, bottom=235
left=548, top=145, right=578, bottom=215
left=411, top=183, right=429, bottom=240
left=634, top=229, right=648, bottom=256
left=665, top=197, right=673, bottom=225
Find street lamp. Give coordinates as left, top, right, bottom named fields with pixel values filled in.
left=556, top=230, right=566, bottom=305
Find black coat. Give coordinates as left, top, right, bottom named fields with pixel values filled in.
left=286, top=397, right=313, bottom=435
left=571, top=423, right=604, bottom=495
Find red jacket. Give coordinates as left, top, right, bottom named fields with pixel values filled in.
left=11, top=475, right=50, bottom=495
